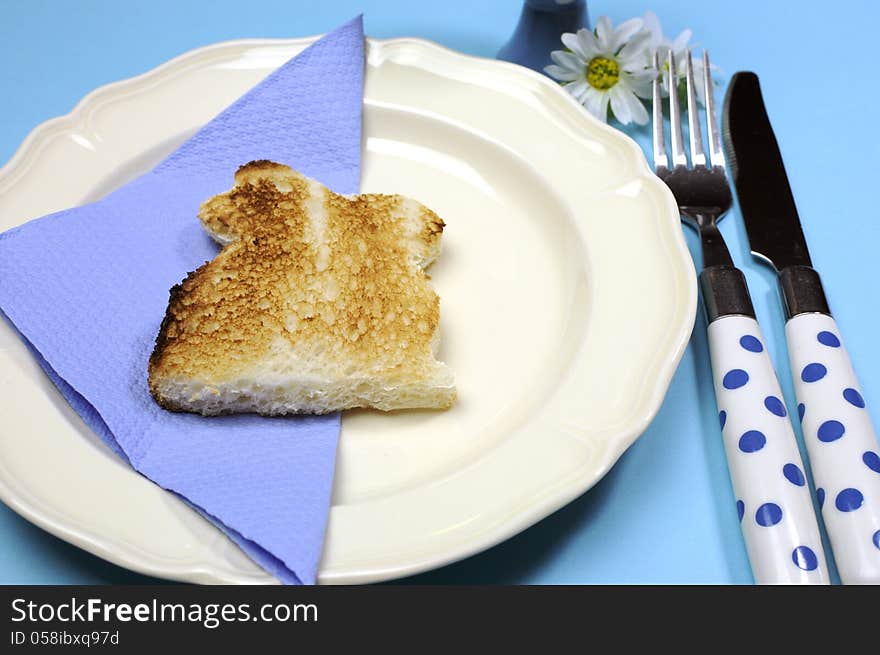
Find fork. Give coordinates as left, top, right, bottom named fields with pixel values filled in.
left=652, top=49, right=830, bottom=584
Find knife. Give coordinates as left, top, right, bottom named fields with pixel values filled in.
left=723, top=72, right=880, bottom=584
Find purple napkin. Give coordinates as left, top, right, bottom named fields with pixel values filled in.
left=0, top=16, right=365, bottom=584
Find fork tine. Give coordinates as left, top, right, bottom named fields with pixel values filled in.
left=667, top=50, right=687, bottom=168
left=703, top=50, right=725, bottom=170
left=651, top=50, right=668, bottom=171
left=685, top=50, right=706, bottom=167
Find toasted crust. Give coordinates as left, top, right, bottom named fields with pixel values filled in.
left=148, top=161, right=454, bottom=415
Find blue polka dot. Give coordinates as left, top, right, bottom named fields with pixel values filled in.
left=801, top=363, right=827, bottom=383
left=764, top=395, right=787, bottom=417
left=817, top=420, right=845, bottom=442
left=863, top=451, right=880, bottom=474
left=755, top=502, right=783, bottom=526
left=797, top=403, right=805, bottom=422
left=723, top=369, right=749, bottom=390
left=835, top=488, right=864, bottom=512
left=736, top=500, right=744, bottom=522
left=719, top=410, right=727, bottom=430
left=817, top=331, right=841, bottom=347
left=874, top=530, right=880, bottom=551
left=792, top=546, right=819, bottom=571
left=739, top=430, right=766, bottom=453
left=783, top=463, right=806, bottom=486
left=843, top=388, right=865, bottom=408
left=816, top=487, right=825, bottom=509
left=739, top=335, right=764, bottom=352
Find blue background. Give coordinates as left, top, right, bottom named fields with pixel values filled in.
left=1, top=0, right=878, bottom=584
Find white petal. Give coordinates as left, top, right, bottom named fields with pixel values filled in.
left=674, top=49, right=687, bottom=71
left=595, top=16, right=613, bottom=51
left=610, top=86, right=649, bottom=125
left=625, top=69, right=656, bottom=99
left=608, top=87, right=632, bottom=124
left=560, top=32, right=587, bottom=60
left=545, top=64, right=581, bottom=82
left=582, top=88, right=610, bottom=123
left=626, top=67, right=656, bottom=82
left=566, top=80, right=590, bottom=101
left=628, top=98, right=650, bottom=126
left=641, top=11, right=664, bottom=48
left=610, top=17, right=645, bottom=52
left=671, top=29, right=693, bottom=53
left=550, top=50, right=584, bottom=71
left=611, top=101, right=635, bottom=126
left=575, top=28, right=600, bottom=59
left=617, top=29, right=652, bottom=64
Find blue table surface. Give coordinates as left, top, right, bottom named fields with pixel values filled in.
left=1, top=0, right=878, bottom=585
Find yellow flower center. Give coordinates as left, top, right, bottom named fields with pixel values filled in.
left=586, top=56, right=620, bottom=90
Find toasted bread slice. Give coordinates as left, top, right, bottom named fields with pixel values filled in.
left=148, top=160, right=455, bottom=415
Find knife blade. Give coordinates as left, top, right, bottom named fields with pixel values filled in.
left=722, top=72, right=812, bottom=270
left=722, top=71, right=880, bottom=584
left=722, top=72, right=829, bottom=319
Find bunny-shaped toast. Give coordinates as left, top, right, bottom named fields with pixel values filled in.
left=149, top=161, right=455, bottom=415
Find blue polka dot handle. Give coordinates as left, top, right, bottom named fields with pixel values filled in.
left=708, top=315, right=829, bottom=584
left=786, top=313, right=880, bottom=584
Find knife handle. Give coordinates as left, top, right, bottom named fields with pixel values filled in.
left=707, top=314, right=829, bottom=584
left=785, top=312, right=880, bottom=584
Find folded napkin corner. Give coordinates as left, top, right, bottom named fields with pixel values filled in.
left=0, top=15, right=367, bottom=585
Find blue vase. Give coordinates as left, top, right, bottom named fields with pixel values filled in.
left=497, top=0, right=590, bottom=75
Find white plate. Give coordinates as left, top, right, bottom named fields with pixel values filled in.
left=0, top=36, right=696, bottom=584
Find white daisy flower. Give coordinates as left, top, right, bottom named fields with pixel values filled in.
left=642, top=11, right=710, bottom=104
left=544, top=16, right=654, bottom=126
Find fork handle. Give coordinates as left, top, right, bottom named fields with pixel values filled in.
left=707, top=313, right=829, bottom=584
left=700, top=265, right=754, bottom=322
left=785, top=312, right=880, bottom=584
